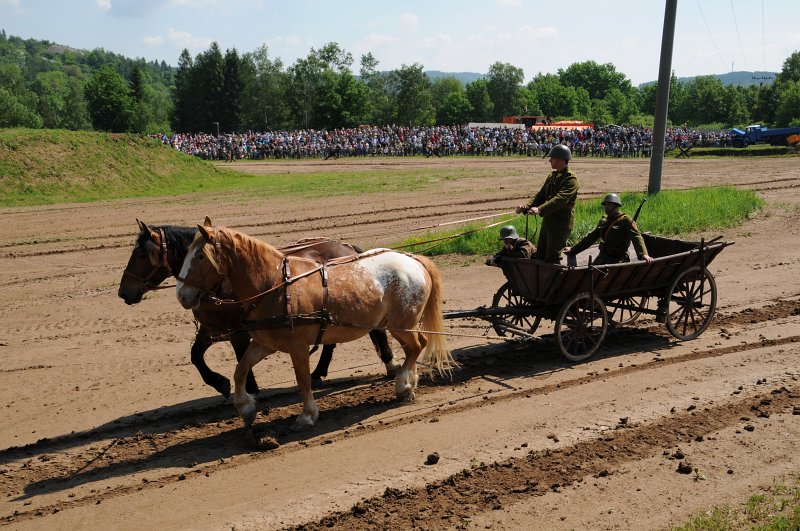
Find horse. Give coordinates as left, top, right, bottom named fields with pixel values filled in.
left=176, top=219, right=453, bottom=432
left=118, top=220, right=398, bottom=398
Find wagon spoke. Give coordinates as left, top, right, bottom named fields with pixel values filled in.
left=555, top=293, right=607, bottom=362
left=666, top=267, right=718, bottom=341
left=490, top=282, right=541, bottom=340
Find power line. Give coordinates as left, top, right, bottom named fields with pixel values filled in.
left=730, top=0, right=749, bottom=71
left=695, top=0, right=729, bottom=73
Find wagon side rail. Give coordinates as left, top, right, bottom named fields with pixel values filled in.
left=500, top=237, right=733, bottom=304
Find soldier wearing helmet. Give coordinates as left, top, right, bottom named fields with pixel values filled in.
left=515, top=144, right=579, bottom=263
left=485, top=225, right=536, bottom=267
left=564, top=193, right=653, bottom=265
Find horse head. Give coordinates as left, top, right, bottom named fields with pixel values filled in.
left=118, top=219, right=173, bottom=305
left=176, top=217, right=227, bottom=309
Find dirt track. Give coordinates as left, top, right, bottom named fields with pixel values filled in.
left=1, top=156, right=799, bottom=530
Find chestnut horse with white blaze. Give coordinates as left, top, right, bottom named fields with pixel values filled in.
left=176, top=220, right=452, bottom=432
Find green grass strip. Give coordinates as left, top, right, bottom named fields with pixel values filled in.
left=397, top=187, right=764, bottom=255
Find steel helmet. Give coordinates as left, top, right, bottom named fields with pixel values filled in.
left=498, top=225, right=520, bottom=240
left=602, top=193, right=622, bottom=206
left=547, top=144, right=572, bottom=161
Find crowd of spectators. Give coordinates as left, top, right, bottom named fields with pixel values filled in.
left=153, top=124, right=738, bottom=162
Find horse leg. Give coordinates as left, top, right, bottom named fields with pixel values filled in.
left=191, top=328, right=233, bottom=398
left=310, top=344, right=334, bottom=383
left=390, top=330, right=427, bottom=402
left=369, top=329, right=400, bottom=377
left=288, top=345, right=319, bottom=431
left=230, top=330, right=258, bottom=395
left=233, top=342, right=273, bottom=428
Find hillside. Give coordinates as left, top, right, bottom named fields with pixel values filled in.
left=0, top=129, right=244, bottom=207
left=639, top=70, right=777, bottom=87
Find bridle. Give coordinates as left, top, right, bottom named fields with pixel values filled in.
left=121, top=228, right=174, bottom=292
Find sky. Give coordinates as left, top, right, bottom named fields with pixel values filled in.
left=2, top=0, right=799, bottom=86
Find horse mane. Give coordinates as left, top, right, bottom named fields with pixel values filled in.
left=137, top=224, right=197, bottom=268
left=215, top=227, right=284, bottom=280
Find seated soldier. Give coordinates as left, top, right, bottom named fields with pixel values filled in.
left=486, top=225, right=536, bottom=266
left=563, top=193, right=654, bottom=265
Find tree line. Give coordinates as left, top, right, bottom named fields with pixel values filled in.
left=1, top=30, right=799, bottom=134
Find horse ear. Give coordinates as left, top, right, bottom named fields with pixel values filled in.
left=197, top=224, right=212, bottom=239
left=137, top=219, right=146, bottom=231
left=203, top=216, right=213, bottom=228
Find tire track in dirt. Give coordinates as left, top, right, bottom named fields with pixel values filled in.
left=2, top=294, right=798, bottom=525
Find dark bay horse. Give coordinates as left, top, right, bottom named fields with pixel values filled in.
left=176, top=220, right=453, bottom=431
left=118, top=220, right=398, bottom=398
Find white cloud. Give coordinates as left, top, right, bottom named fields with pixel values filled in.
left=0, top=0, right=25, bottom=14
left=95, top=0, right=111, bottom=10
left=169, top=0, right=265, bottom=15
left=399, top=12, right=419, bottom=30
left=361, top=33, right=400, bottom=48
left=142, top=35, right=164, bottom=46
left=167, top=27, right=214, bottom=50
left=495, top=0, right=522, bottom=6
left=421, top=33, right=453, bottom=49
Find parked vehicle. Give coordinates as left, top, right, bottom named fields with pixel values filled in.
left=730, top=124, right=800, bottom=147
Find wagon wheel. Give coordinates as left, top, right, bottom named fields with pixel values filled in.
left=555, top=293, right=608, bottom=362
left=665, top=266, right=717, bottom=340
left=607, top=296, right=649, bottom=326
left=490, top=282, right=541, bottom=339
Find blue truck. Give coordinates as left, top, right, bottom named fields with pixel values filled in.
left=730, top=124, right=800, bottom=147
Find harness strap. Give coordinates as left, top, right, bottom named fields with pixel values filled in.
left=282, top=257, right=294, bottom=332
left=158, top=228, right=171, bottom=275
left=309, top=264, right=329, bottom=355
left=602, top=213, right=626, bottom=241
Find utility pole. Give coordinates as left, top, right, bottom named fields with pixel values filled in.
left=648, top=0, right=678, bottom=195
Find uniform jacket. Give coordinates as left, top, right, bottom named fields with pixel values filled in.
left=524, top=168, right=579, bottom=230
left=569, top=212, right=649, bottom=262
left=487, top=239, right=536, bottom=265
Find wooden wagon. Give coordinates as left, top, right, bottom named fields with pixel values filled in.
left=444, top=234, right=734, bottom=361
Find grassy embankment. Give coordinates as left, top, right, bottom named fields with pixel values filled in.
left=0, top=129, right=476, bottom=207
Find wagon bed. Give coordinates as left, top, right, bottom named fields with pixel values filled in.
left=444, top=234, right=733, bottom=361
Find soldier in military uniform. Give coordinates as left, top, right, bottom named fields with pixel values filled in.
left=485, top=225, right=536, bottom=266
left=515, top=144, right=579, bottom=263
left=564, top=193, right=654, bottom=265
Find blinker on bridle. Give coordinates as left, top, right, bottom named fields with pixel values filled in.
left=121, top=228, right=172, bottom=291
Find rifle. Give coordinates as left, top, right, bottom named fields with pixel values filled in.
left=633, top=198, right=647, bottom=222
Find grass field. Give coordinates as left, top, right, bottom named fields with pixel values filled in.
left=398, top=187, right=764, bottom=255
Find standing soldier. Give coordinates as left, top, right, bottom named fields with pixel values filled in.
left=516, top=144, right=579, bottom=263
left=564, top=193, right=654, bottom=265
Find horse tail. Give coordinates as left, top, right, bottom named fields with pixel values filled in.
left=415, top=255, right=456, bottom=378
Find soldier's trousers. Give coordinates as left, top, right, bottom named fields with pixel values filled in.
left=534, top=220, right=571, bottom=264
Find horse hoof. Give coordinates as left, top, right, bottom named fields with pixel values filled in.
left=385, top=361, right=402, bottom=378
left=395, top=384, right=415, bottom=402
left=399, top=390, right=416, bottom=403
left=218, top=382, right=231, bottom=399
left=290, top=414, right=316, bottom=432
